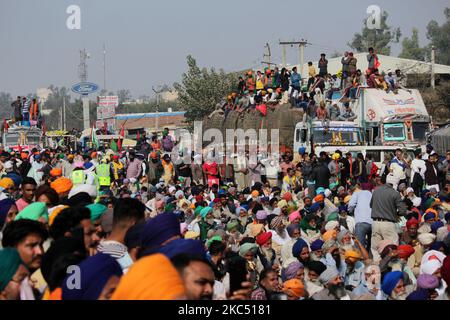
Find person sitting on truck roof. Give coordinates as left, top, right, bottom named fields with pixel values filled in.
left=315, top=101, right=328, bottom=121
left=338, top=105, right=356, bottom=121
left=328, top=103, right=341, bottom=121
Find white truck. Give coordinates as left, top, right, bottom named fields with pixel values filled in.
left=352, top=87, right=431, bottom=149
left=293, top=120, right=365, bottom=155
left=2, top=125, right=43, bottom=151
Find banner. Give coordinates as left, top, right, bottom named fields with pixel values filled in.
left=98, top=96, right=119, bottom=107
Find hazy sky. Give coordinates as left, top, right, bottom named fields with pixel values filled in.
left=0, top=0, right=448, bottom=98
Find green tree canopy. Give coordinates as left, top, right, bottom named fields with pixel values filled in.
left=426, top=7, right=450, bottom=65
left=348, top=11, right=401, bottom=55
left=173, top=55, right=237, bottom=124
left=399, top=28, right=427, bottom=61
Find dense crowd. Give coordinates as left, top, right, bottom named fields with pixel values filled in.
left=212, top=48, right=406, bottom=123
left=0, top=125, right=449, bottom=300
left=0, top=46, right=449, bottom=301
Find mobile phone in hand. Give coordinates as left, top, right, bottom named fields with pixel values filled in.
left=228, top=255, right=248, bottom=295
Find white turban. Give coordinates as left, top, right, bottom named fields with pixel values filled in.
left=68, top=184, right=98, bottom=199
left=417, top=233, right=436, bottom=246
left=436, top=227, right=449, bottom=242
left=319, top=267, right=340, bottom=285
left=417, top=224, right=431, bottom=234
left=412, top=197, right=422, bottom=207
left=324, top=189, right=332, bottom=198
left=175, top=190, right=184, bottom=199
left=325, top=221, right=339, bottom=231
left=420, top=259, right=441, bottom=275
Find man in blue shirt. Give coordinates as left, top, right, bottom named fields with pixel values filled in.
left=348, top=182, right=373, bottom=251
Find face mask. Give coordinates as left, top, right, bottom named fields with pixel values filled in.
left=20, top=277, right=35, bottom=300
left=117, top=252, right=134, bottom=270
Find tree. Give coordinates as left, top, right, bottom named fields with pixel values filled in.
left=426, top=7, right=450, bottom=65
left=399, top=28, right=427, bottom=61
left=173, top=55, right=237, bottom=124
left=330, top=51, right=342, bottom=58
left=116, top=89, right=132, bottom=104
left=348, top=11, right=401, bottom=55
left=0, top=92, right=13, bottom=119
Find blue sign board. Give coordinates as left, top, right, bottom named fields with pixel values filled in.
left=71, top=82, right=99, bottom=95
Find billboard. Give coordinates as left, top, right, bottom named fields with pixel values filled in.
left=96, top=118, right=116, bottom=130
left=98, top=96, right=119, bottom=107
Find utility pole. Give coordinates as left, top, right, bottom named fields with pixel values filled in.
left=78, top=49, right=91, bottom=130
left=63, top=96, right=66, bottom=131
left=279, top=39, right=309, bottom=75
left=263, top=43, right=271, bottom=68
left=103, top=43, right=106, bottom=91
left=431, top=45, right=436, bottom=90
left=152, top=86, right=164, bottom=134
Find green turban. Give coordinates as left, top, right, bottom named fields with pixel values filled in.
left=227, top=220, right=239, bottom=232
left=206, top=236, right=222, bottom=248
left=239, top=243, right=258, bottom=257
left=0, top=248, right=23, bottom=291
left=164, top=203, right=175, bottom=213
left=194, top=206, right=204, bottom=217
left=326, top=211, right=339, bottom=222
left=200, top=207, right=212, bottom=219
left=15, top=202, right=48, bottom=222
left=86, top=203, right=108, bottom=222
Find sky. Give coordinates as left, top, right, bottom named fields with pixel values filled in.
left=0, top=0, right=448, bottom=98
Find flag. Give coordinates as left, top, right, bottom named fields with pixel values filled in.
left=110, top=138, right=118, bottom=152
left=91, top=125, right=99, bottom=149
left=118, top=125, right=124, bottom=152
left=3, top=119, right=8, bottom=133
left=136, top=130, right=140, bottom=140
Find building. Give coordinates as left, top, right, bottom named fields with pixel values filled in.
left=114, top=111, right=186, bottom=138
left=297, top=53, right=450, bottom=79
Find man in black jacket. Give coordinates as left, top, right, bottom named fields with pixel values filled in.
left=425, top=153, right=440, bottom=192
left=311, top=156, right=331, bottom=190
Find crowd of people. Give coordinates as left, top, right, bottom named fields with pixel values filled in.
left=0, top=121, right=449, bottom=300
left=212, top=47, right=406, bottom=124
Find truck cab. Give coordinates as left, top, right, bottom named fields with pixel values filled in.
left=2, top=126, right=43, bottom=151
left=353, top=88, right=431, bottom=149
left=293, top=120, right=364, bottom=154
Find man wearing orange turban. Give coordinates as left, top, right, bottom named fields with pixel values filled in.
left=111, top=253, right=186, bottom=300
left=50, top=177, right=73, bottom=198
left=50, top=168, right=62, bottom=177
left=283, top=278, right=305, bottom=300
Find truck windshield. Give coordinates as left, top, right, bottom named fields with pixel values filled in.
left=312, top=127, right=360, bottom=145
left=4, top=133, right=19, bottom=146
left=384, top=123, right=405, bottom=141
left=412, top=122, right=428, bottom=141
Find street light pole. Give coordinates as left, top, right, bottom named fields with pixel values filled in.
left=152, top=86, right=164, bottom=134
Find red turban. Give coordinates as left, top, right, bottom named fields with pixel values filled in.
left=442, top=256, right=450, bottom=287
left=406, top=217, right=419, bottom=229
left=213, top=198, right=220, bottom=203
left=283, top=192, right=292, bottom=202
left=256, top=232, right=272, bottom=246
left=195, top=195, right=203, bottom=203
left=397, top=245, right=415, bottom=259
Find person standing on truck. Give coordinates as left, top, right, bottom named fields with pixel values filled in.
left=11, top=96, right=22, bottom=123
left=341, top=52, right=350, bottom=88
left=21, top=97, right=30, bottom=125
left=367, top=47, right=379, bottom=75
left=318, top=53, right=328, bottom=77
left=29, top=98, right=39, bottom=122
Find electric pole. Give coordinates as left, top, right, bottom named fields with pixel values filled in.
left=103, top=43, right=107, bottom=91
left=152, top=86, right=164, bottom=134
left=431, top=45, right=436, bottom=90
left=78, top=49, right=91, bottom=129
left=279, top=39, right=309, bottom=76
left=262, top=43, right=277, bottom=68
